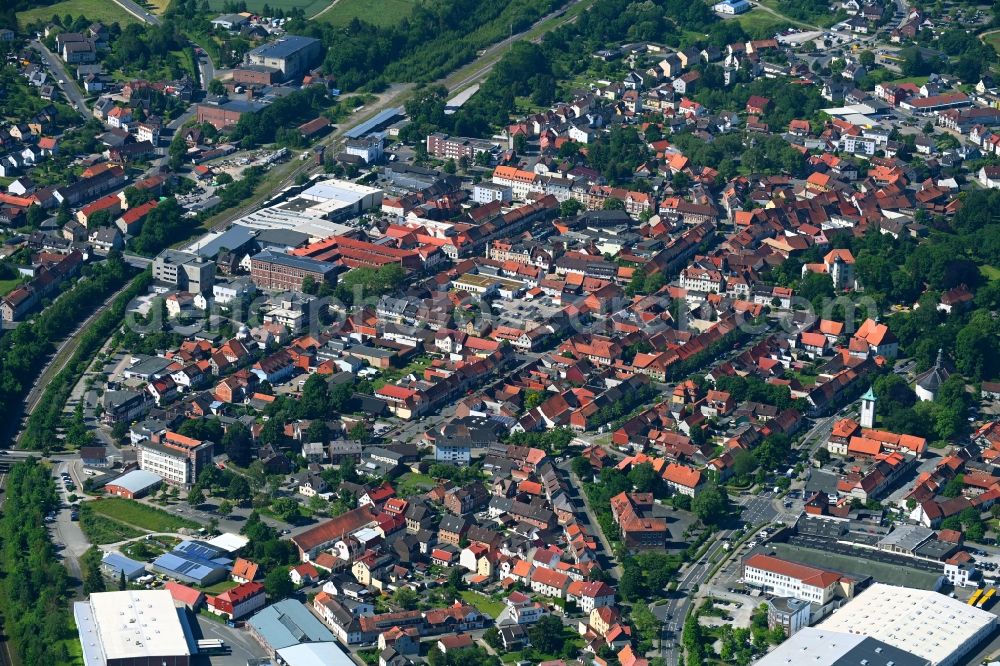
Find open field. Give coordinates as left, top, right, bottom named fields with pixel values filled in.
left=733, top=8, right=792, bottom=36
left=17, top=0, right=140, bottom=27
left=88, top=498, right=200, bottom=532
left=982, top=30, right=1000, bottom=53
left=316, top=0, right=419, bottom=26
left=205, top=0, right=329, bottom=14
left=79, top=504, right=145, bottom=544
left=142, top=0, right=172, bottom=13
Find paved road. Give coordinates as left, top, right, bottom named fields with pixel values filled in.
left=655, top=493, right=785, bottom=665
left=109, top=0, right=161, bottom=25
left=198, top=52, right=215, bottom=90
left=567, top=469, right=622, bottom=578
left=29, top=40, right=90, bottom=118
left=50, top=460, right=91, bottom=583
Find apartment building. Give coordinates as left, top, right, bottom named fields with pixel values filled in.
left=137, top=430, right=214, bottom=487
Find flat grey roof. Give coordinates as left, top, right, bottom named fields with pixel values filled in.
left=249, top=35, right=320, bottom=60
left=252, top=249, right=338, bottom=274
left=344, top=108, right=404, bottom=139
left=188, top=225, right=257, bottom=258
left=248, top=599, right=334, bottom=651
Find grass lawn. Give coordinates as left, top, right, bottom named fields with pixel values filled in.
left=80, top=504, right=145, bottom=544
left=56, top=616, right=85, bottom=666
left=459, top=590, right=506, bottom=619
left=200, top=579, right=239, bottom=595
left=889, top=75, right=930, bottom=86
left=981, top=265, right=1000, bottom=281
left=372, top=355, right=435, bottom=390
left=88, top=498, right=200, bottom=532
left=17, top=0, right=140, bottom=27
left=984, top=32, right=1000, bottom=53
left=734, top=8, right=793, bottom=36
left=143, top=0, right=172, bottom=13
left=316, top=0, right=419, bottom=27
left=205, top=0, right=330, bottom=15
left=0, top=278, right=24, bottom=296
left=395, top=471, right=435, bottom=498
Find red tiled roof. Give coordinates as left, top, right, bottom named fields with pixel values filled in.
left=744, top=554, right=842, bottom=588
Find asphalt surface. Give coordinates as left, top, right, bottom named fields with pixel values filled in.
left=49, top=460, right=90, bottom=583
left=29, top=40, right=90, bottom=117
left=110, top=0, right=161, bottom=25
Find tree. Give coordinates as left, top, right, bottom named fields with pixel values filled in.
left=629, top=462, right=659, bottom=494
left=529, top=615, right=565, bottom=654
left=618, top=560, right=644, bottom=601
left=207, top=78, right=225, bottom=95
left=118, top=570, right=127, bottom=591
left=272, top=497, right=302, bottom=523
left=443, top=158, right=457, bottom=174
left=523, top=389, right=546, bottom=410
left=264, top=566, right=293, bottom=600
left=559, top=198, right=585, bottom=218
left=731, top=450, right=757, bottom=480
left=299, top=374, right=330, bottom=418
left=393, top=586, right=419, bottom=610
left=571, top=456, right=592, bottom=479
left=222, top=422, right=252, bottom=467
left=308, top=493, right=329, bottom=516
left=349, top=421, right=369, bottom=443
left=218, top=499, right=234, bottom=516
left=483, top=627, right=502, bottom=650
left=301, top=275, right=318, bottom=295
left=187, top=487, right=204, bottom=507
left=513, top=133, right=527, bottom=154
left=602, top=197, right=626, bottom=211
left=447, top=566, right=466, bottom=592
left=691, top=483, right=729, bottom=526
left=306, top=419, right=331, bottom=444
left=168, top=133, right=187, bottom=170
left=228, top=475, right=252, bottom=503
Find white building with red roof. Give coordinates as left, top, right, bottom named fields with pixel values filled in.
left=743, top=554, right=854, bottom=605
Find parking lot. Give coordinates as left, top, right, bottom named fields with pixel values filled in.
left=191, top=613, right=268, bottom=666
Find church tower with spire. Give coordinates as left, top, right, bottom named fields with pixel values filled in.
left=860, top=386, right=876, bottom=429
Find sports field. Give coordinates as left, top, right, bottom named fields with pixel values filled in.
left=18, top=0, right=139, bottom=27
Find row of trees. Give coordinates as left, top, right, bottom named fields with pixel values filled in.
left=0, top=460, right=73, bottom=664
left=15, top=256, right=143, bottom=450
left=290, top=0, right=569, bottom=92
